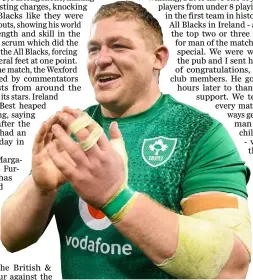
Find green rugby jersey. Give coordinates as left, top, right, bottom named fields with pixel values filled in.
left=53, top=94, right=249, bottom=279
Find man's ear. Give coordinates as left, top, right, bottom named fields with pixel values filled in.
left=153, top=45, right=169, bottom=70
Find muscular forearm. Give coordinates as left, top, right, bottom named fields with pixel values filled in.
left=114, top=193, right=250, bottom=279
left=1, top=175, right=57, bottom=252
left=114, top=193, right=178, bottom=263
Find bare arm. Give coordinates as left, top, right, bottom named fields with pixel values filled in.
left=1, top=175, right=57, bottom=252
left=1, top=115, right=69, bottom=252
left=114, top=193, right=250, bottom=279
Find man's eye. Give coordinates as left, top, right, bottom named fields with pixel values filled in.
left=112, top=44, right=126, bottom=49
left=89, top=47, right=99, bottom=53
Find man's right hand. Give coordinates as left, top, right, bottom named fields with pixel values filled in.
left=1, top=113, right=73, bottom=252
left=31, top=113, right=72, bottom=192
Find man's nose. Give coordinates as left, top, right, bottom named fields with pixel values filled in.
left=95, top=47, right=113, bottom=68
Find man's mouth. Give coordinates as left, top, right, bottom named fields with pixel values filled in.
left=96, top=74, right=121, bottom=84
left=98, top=75, right=119, bottom=83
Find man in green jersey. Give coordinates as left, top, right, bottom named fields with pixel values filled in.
left=1, top=1, right=251, bottom=279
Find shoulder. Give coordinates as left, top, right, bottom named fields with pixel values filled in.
left=181, top=119, right=250, bottom=198
left=161, top=96, right=250, bottom=198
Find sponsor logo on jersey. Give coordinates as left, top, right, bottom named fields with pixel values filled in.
left=79, top=198, right=111, bottom=230
left=65, top=235, right=132, bottom=255
left=142, top=137, right=177, bottom=167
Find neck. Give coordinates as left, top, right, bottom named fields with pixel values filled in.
left=101, top=89, right=162, bottom=118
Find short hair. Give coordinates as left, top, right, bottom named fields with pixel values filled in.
left=92, top=1, right=163, bottom=48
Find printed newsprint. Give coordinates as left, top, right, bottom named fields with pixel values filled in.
left=0, top=0, right=252, bottom=279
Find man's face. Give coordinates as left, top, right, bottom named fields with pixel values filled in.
left=87, top=17, right=157, bottom=113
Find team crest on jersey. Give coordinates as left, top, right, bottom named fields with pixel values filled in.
left=142, top=137, right=177, bottom=167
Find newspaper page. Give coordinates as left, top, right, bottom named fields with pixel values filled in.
left=0, top=0, right=252, bottom=279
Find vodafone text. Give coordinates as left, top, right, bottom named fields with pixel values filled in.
left=65, top=235, right=132, bottom=255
